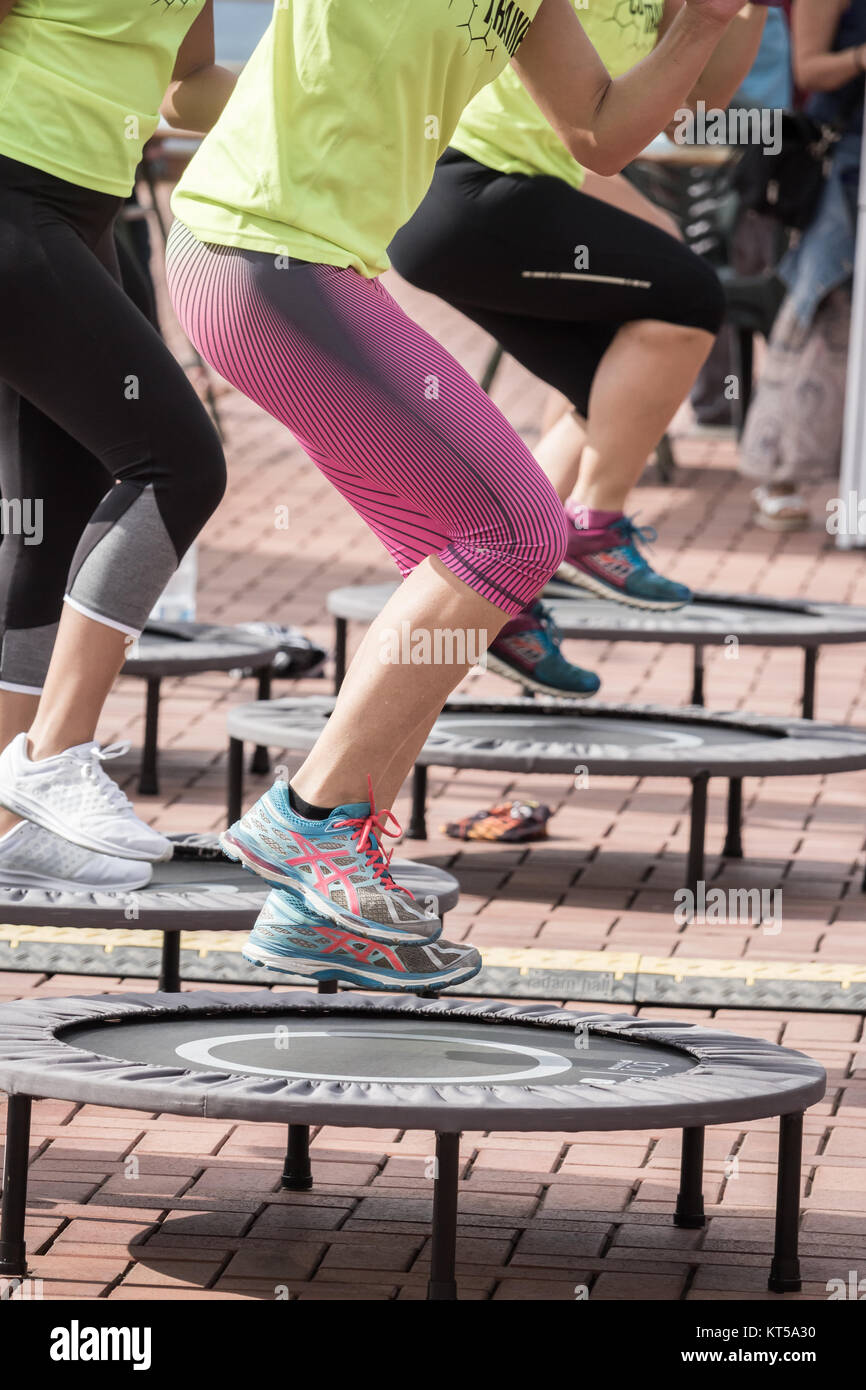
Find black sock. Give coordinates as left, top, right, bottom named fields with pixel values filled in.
left=288, top=784, right=335, bottom=821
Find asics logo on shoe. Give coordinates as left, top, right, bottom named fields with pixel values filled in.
left=260, top=917, right=407, bottom=969
left=502, top=634, right=546, bottom=664
left=593, top=550, right=635, bottom=580
left=281, top=832, right=375, bottom=914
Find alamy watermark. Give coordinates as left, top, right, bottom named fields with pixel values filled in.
left=672, top=101, right=782, bottom=157
left=378, top=622, right=488, bottom=667
left=674, top=881, right=782, bottom=934
left=827, top=492, right=866, bottom=537
left=0, top=497, right=42, bottom=546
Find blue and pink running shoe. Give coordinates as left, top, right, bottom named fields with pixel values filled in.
left=552, top=512, right=691, bottom=611
left=486, top=601, right=600, bottom=698
left=244, top=888, right=481, bottom=991
left=220, top=780, right=441, bottom=944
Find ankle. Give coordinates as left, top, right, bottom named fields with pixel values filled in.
left=287, top=782, right=335, bottom=821
left=567, top=500, right=624, bottom=529
left=26, top=728, right=91, bottom=763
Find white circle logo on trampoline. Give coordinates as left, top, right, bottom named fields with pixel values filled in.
left=174, top=1025, right=575, bottom=1084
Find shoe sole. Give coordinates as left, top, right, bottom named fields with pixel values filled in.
left=219, top=828, right=443, bottom=945
left=752, top=511, right=810, bottom=533
left=552, top=562, right=689, bottom=611
left=0, top=784, right=172, bottom=863
left=242, top=942, right=481, bottom=992
left=484, top=652, right=598, bottom=700
left=0, top=866, right=152, bottom=892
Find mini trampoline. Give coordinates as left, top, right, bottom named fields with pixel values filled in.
left=225, top=696, right=866, bottom=892
left=122, top=622, right=280, bottom=795
left=0, top=833, right=459, bottom=992
left=0, top=991, right=825, bottom=1298
left=326, top=582, right=866, bottom=718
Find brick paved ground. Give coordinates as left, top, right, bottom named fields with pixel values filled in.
left=1, top=205, right=865, bottom=1299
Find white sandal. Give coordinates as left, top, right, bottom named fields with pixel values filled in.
left=751, top=486, right=811, bottom=532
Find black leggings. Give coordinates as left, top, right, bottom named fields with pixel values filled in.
left=0, top=154, right=226, bottom=691
left=389, top=148, right=726, bottom=417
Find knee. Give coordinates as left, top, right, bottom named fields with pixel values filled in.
left=678, top=255, right=727, bottom=337
left=179, top=424, right=227, bottom=527
left=529, top=490, right=570, bottom=586
left=198, top=434, right=228, bottom=520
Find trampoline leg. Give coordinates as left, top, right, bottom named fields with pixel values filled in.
left=158, top=932, right=182, bottom=994
left=317, top=980, right=339, bottom=995
left=674, top=1127, right=706, bottom=1229
left=251, top=667, right=272, bottom=776
left=408, top=764, right=428, bottom=840
left=691, top=645, right=705, bottom=707
left=227, top=736, right=244, bottom=824
left=428, top=1132, right=460, bottom=1301
left=334, top=617, right=347, bottom=695
left=0, top=1094, right=32, bottom=1279
left=801, top=648, right=817, bottom=721
left=686, top=774, right=708, bottom=896
left=282, top=1125, right=313, bottom=1192
left=768, top=1111, right=803, bottom=1294
left=138, top=677, right=161, bottom=796
left=722, top=778, right=744, bottom=859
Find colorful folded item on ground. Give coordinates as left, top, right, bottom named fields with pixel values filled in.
left=441, top=800, right=553, bottom=843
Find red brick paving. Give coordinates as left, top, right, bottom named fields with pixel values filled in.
left=2, top=192, right=866, bottom=1300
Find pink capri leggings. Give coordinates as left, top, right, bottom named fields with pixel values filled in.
left=166, top=220, right=568, bottom=616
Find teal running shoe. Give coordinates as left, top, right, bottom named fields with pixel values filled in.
left=220, top=780, right=442, bottom=945
left=486, top=601, right=600, bottom=698
left=556, top=513, right=691, bottom=611
left=243, top=888, right=481, bottom=992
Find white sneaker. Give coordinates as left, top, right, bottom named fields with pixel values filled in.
left=0, top=733, right=172, bottom=863
left=0, top=818, right=152, bottom=892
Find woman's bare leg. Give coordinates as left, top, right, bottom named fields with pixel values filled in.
left=26, top=608, right=129, bottom=761
left=572, top=318, right=715, bottom=511
left=530, top=170, right=704, bottom=509
left=291, top=556, right=508, bottom=809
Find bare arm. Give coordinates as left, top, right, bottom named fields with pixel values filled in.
left=657, top=0, right=768, bottom=135
left=688, top=2, right=767, bottom=109
left=793, top=0, right=864, bottom=93
left=0, top=1, right=19, bottom=20
left=160, top=1, right=235, bottom=134
left=512, top=0, right=752, bottom=177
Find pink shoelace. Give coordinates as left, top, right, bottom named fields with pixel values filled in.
left=333, top=776, right=412, bottom=896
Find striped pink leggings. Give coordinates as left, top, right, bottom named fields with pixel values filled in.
left=166, top=221, right=567, bottom=616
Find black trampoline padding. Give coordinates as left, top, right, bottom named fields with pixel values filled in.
left=0, top=991, right=826, bottom=1131
left=0, top=834, right=460, bottom=930
left=226, top=695, right=866, bottom=779
left=327, top=582, right=866, bottom=649
left=122, top=623, right=279, bottom=679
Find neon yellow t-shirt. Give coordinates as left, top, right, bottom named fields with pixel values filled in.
left=172, top=0, right=544, bottom=279
left=0, top=0, right=205, bottom=197
left=452, top=0, right=664, bottom=190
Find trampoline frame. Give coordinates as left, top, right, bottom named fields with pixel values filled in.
left=225, top=698, right=866, bottom=897
left=0, top=992, right=825, bottom=1299
left=328, top=586, right=866, bottom=717
left=0, top=838, right=460, bottom=994
left=122, top=622, right=279, bottom=796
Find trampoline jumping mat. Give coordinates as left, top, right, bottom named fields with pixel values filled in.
left=225, top=696, right=866, bottom=779
left=0, top=992, right=826, bottom=1132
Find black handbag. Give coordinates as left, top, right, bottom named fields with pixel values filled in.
left=732, top=110, right=842, bottom=231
